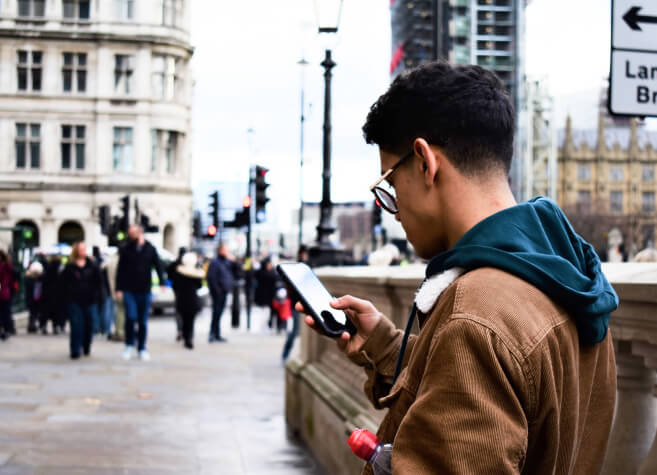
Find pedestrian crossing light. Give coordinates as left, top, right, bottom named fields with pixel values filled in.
left=254, top=165, right=269, bottom=223
left=207, top=224, right=217, bottom=237
left=119, top=195, right=130, bottom=231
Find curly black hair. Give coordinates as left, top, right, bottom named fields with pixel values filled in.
left=362, top=61, right=515, bottom=177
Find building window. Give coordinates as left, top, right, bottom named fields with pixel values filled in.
left=577, top=164, right=591, bottom=181
left=643, top=165, right=655, bottom=182
left=17, top=50, right=42, bottom=92
left=18, top=0, right=45, bottom=17
left=114, top=55, right=134, bottom=94
left=113, top=127, right=133, bottom=172
left=61, top=125, right=85, bottom=170
left=15, top=123, right=40, bottom=169
left=610, top=191, right=623, bottom=213
left=151, top=55, right=182, bottom=100
left=643, top=191, right=656, bottom=213
left=114, top=0, right=134, bottom=19
left=609, top=165, right=624, bottom=182
left=162, top=0, right=182, bottom=27
left=577, top=190, right=591, bottom=213
left=151, top=129, right=180, bottom=174
left=63, top=0, right=89, bottom=19
left=62, top=52, right=87, bottom=93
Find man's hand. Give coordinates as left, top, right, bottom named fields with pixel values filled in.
left=296, top=295, right=382, bottom=357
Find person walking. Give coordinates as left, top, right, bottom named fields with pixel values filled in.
left=42, top=255, right=65, bottom=335
left=60, top=242, right=102, bottom=359
left=167, top=246, right=186, bottom=342
left=24, top=259, right=45, bottom=333
left=174, top=252, right=205, bottom=349
left=0, top=250, right=15, bottom=341
left=254, top=258, right=279, bottom=332
left=92, top=246, right=113, bottom=337
left=206, top=244, right=234, bottom=343
left=116, top=225, right=164, bottom=361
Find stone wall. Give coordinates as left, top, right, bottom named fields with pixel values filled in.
left=285, top=263, right=657, bottom=474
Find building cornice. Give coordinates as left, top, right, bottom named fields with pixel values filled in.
left=0, top=181, right=192, bottom=196
left=0, top=28, right=194, bottom=55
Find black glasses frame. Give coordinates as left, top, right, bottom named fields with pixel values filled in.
left=369, top=150, right=414, bottom=214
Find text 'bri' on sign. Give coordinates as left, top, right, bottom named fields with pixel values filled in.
left=625, top=60, right=657, bottom=104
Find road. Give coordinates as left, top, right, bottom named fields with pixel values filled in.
left=0, top=307, right=322, bottom=475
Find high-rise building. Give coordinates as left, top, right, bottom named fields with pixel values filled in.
left=389, top=0, right=528, bottom=198
left=0, top=0, right=193, bottom=253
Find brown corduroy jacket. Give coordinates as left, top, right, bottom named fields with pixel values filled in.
left=349, top=267, right=616, bottom=474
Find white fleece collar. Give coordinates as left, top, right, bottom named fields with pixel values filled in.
left=414, top=267, right=466, bottom=314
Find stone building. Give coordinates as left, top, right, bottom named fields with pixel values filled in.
left=558, top=112, right=657, bottom=253
left=0, top=0, right=193, bottom=253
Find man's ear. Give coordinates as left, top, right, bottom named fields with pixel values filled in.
left=413, top=138, right=439, bottom=187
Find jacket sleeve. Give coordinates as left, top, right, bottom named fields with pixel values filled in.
left=392, top=317, right=529, bottom=474
left=206, top=260, right=222, bottom=295
left=346, top=316, right=417, bottom=408
left=115, top=250, right=126, bottom=292
left=151, top=246, right=164, bottom=285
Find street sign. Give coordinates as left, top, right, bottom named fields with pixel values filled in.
left=609, top=0, right=657, bottom=116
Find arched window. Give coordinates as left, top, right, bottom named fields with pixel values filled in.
left=58, top=221, right=84, bottom=245
left=163, top=223, right=175, bottom=253
left=15, top=219, right=39, bottom=248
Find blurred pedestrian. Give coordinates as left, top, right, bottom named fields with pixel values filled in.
left=42, top=254, right=65, bottom=334
left=0, top=250, right=15, bottom=341
left=167, top=246, right=186, bottom=342
left=92, top=246, right=114, bottom=337
left=175, top=252, right=205, bottom=349
left=206, top=244, right=235, bottom=343
left=281, top=247, right=307, bottom=361
left=25, top=259, right=45, bottom=333
left=61, top=242, right=102, bottom=359
left=116, top=225, right=164, bottom=361
left=254, top=258, right=279, bottom=331
left=106, top=251, right=123, bottom=342
left=231, top=257, right=245, bottom=328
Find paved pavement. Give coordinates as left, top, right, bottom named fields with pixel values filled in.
left=0, top=307, right=323, bottom=475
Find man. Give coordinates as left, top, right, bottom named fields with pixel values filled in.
left=167, top=246, right=186, bottom=342
left=300, top=62, right=618, bottom=474
left=206, top=244, right=234, bottom=342
left=116, top=225, right=164, bottom=361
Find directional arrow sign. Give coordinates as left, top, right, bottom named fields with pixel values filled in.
left=610, top=0, right=657, bottom=116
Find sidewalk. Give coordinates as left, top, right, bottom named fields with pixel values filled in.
left=0, top=307, right=322, bottom=474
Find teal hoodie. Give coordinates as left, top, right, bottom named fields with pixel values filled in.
left=425, top=196, right=618, bottom=345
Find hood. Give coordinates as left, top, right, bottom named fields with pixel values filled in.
left=425, top=196, right=618, bottom=345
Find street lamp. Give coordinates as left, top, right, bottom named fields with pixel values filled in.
left=297, top=57, right=309, bottom=251
left=310, top=0, right=345, bottom=266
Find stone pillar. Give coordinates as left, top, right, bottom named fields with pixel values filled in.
left=602, top=340, right=657, bottom=475
left=634, top=341, right=657, bottom=475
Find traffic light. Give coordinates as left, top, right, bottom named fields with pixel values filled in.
left=207, top=224, right=217, bottom=237
left=254, top=166, right=269, bottom=223
left=140, top=214, right=159, bottom=233
left=208, top=191, right=219, bottom=229
left=119, top=195, right=130, bottom=231
left=192, top=212, right=201, bottom=239
left=98, top=205, right=110, bottom=235
left=372, top=199, right=382, bottom=227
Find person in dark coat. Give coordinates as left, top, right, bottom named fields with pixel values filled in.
left=206, top=244, right=235, bottom=342
left=92, top=246, right=113, bottom=337
left=174, top=252, right=205, bottom=349
left=254, top=258, right=280, bottom=331
left=0, top=250, right=15, bottom=341
left=116, top=225, right=164, bottom=361
left=167, top=246, right=186, bottom=342
left=25, top=259, right=45, bottom=333
left=60, top=242, right=102, bottom=359
left=42, top=255, right=65, bottom=334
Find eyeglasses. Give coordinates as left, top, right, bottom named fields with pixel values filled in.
left=369, top=150, right=414, bottom=214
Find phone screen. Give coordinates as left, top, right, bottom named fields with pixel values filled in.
left=278, top=263, right=347, bottom=326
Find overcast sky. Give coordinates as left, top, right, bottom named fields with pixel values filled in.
left=189, top=0, right=639, bottom=228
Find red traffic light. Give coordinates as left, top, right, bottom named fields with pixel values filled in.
left=207, top=224, right=217, bottom=236
left=243, top=196, right=252, bottom=208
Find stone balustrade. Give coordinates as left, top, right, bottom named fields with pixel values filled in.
left=284, top=263, right=657, bottom=474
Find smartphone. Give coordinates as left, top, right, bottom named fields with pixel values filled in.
left=276, top=262, right=356, bottom=338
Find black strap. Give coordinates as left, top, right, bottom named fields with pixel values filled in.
left=392, top=303, right=417, bottom=386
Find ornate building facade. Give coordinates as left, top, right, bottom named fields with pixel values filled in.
left=558, top=113, right=657, bottom=253
left=0, top=0, right=193, bottom=252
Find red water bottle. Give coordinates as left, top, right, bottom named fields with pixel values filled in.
left=348, top=428, right=392, bottom=475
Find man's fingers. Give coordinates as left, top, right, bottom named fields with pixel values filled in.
left=330, top=295, right=375, bottom=313
left=295, top=302, right=306, bottom=313
left=336, top=332, right=350, bottom=350
left=304, top=316, right=314, bottom=327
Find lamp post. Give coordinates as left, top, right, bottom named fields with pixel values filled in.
left=298, top=57, right=308, bottom=250
left=311, top=0, right=345, bottom=266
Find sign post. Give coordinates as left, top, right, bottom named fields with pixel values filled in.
left=610, top=0, right=657, bottom=117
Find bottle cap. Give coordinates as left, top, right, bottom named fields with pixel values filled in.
left=347, top=428, right=380, bottom=461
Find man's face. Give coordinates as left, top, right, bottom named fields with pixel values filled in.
left=127, top=226, right=140, bottom=242
left=379, top=149, right=446, bottom=260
